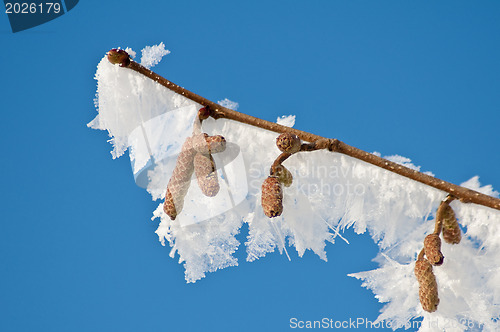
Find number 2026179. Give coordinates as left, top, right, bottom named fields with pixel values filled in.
left=5, top=2, right=61, bottom=14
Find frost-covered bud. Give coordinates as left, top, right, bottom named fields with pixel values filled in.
left=261, top=176, right=283, bottom=218
left=163, top=137, right=196, bottom=220
left=107, top=49, right=130, bottom=67
left=276, top=133, right=301, bottom=154
left=424, top=234, right=444, bottom=266
left=194, top=153, right=220, bottom=197
left=274, top=165, right=293, bottom=187
left=198, top=107, right=211, bottom=120
left=437, top=201, right=461, bottom=244
left=414, top=258, right=440, bottom=313
left=192, top=134, right=226, bottom=155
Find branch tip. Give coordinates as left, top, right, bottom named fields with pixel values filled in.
left=107, top=49, right=130, bottom=67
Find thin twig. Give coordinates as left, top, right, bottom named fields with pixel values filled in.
left=442, top=195, right=455, bottom=205
left=418, top=248, right=425, bottom=260
left=270, top=139, right=331, bottom=175
left=107, top=50, right=500, bottom=212
left=433, top=217, right=442, bottom=236
left=270, top=152, right=292, bottom=176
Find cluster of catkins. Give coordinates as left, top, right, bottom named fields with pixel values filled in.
left=163, top=108, right=226, bottom=220
left=415, top=198, right=461, bottom=312
left=260, top=132, right=464, bottom=315
left=261, top=133, right=300, bottom=218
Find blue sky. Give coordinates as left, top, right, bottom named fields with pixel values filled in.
left=1, top=1, right=499, bottom=331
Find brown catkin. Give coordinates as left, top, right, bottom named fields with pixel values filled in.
left=163, top=137, right=196, bottom=220
left=206, top=135, right=226, bottom=154
left=274, top=165, right=293, bottom=187
left=194, top=153, right=220, bottom=197
left=424, top=234, right=444, bottom=266
left=163, top=189, right=177, bottom=219
left=276, top=133, right=301, bottom=154
left=261, top=176, right=283, bottom=218
left=414, top=258, right=440, bottom=313
left=437, top=201, right=461, bottom=244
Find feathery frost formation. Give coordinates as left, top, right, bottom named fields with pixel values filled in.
left=89, top=44, right=500, bottom=331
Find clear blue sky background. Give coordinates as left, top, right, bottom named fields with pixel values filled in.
left=1, top=1, right=499, bottom=331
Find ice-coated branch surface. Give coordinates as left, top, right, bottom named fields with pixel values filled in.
left=89, top=44, right=500, bottom=331
left=109, top=47, right=500, bottom=212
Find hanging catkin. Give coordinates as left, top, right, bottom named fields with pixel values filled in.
left=424, top=234, right=444, bottom=266
left=437, top=200, right=461, bottom=244
left=194, top=152, right=220, bottom=197
left=191, top=133, right=226, bottom=197
left=414, top=258, right=440, bottom=312
left=276, top=133, right=301, bottom=154
left=163, top=137, right=196, bottom=220
left=261, top=176, right=283, bottom=218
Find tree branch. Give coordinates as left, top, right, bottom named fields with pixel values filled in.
left=107, top=50, right=500, bottom=211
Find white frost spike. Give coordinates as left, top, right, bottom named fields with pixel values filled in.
left=91, top=44, right=500, bottom=329
left=349, top=254, right=419, bottom=329
left=124, top=47, right=136, bottom=59
left=141, top=42, right=170, bottom=69
left=384, top=154, right=435, bottom=177
left=217, top=98, right=239, bottom=110
left=276, top=115, right=295, bottom=127
left=461, top=175, right=499, bottom=198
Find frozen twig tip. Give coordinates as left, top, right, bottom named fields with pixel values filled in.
left=107, top=49, right=130, bottom=67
